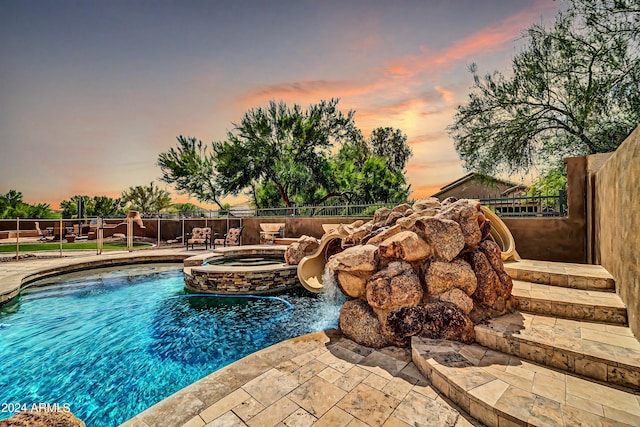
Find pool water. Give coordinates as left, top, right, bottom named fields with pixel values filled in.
left=0, top=265, right=344, bottom=426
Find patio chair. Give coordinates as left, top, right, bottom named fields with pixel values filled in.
left=260, top=223, right=285, bottom=244
left=35, top=222, right=51, bottom=241
left=187, top=227, right=211, bottom=250
left=213, top=226, right=244, bottom=248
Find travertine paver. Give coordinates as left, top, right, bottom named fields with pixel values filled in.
left=121, top=330, right=477, bottom=427
left=412, top=337, right=640, bottom=427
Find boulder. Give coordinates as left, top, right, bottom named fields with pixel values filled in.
left=468, top=249, right=512, bottom=312
left=385, top=306, right=425, bottom=345
left=415, top=217, right=465, bottom=261
left=392, top=203, right=412, bottom=215
left=365, top=224, right=402, bottom=245
left=339, top=299, right=390, bottom=348
left=1, top=409, right=85, bottom=427
left=438, top=288, right=474, bottom=315
left=373, top=207, right=392, bottom=225
left=419, top=301, right=475, bottom=344
left=337, top=271, right=368, bottom=298
left=412, top=197, right=441, bottom=212
left=384, top=211, right=404, bottom=227
left=479, top=239, right=504, bottom=272
left=332, top=199, right=514, bottom=349
left=424, top=259, right=477, bottom=296
left=341, top=222, right=372, bottom=246
left=284, top=235, right=319, bottom=265
left=378, top=231, right=432, bottom=262
left=366, top=261, right=423, bottom=310
left=437, top=200, right=482, bottom=249
left=327, top=244, right=378, bottom=274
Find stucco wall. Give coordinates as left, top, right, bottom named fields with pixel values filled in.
left=595, top=125, right=640, bottom=338
left=503, top=217, right=586, bottom=263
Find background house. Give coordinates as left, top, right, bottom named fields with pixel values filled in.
left=431, top=172, right=527, bottom=200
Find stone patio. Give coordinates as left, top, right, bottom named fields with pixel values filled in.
left=120, top=330, right=478, bottom=427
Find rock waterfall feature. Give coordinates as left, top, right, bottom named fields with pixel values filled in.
left=289, top=198, right=515, bottom=348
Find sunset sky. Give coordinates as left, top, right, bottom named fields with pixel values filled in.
left=0, top=0, right=561, bottom=209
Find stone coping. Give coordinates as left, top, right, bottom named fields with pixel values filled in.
left=189, top=263, right=295, bottom=274
left=184, top=245, right=288, bottom=267
left=0, top=249, right=190, bottom=304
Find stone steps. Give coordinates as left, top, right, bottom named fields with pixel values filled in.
left=412, top=337, right=640, bottom=427
left=474, top=312, right=640, bottom=390
left=504, top=260, right=615, bottom=291
left=511, top=280, right=627, bottom=325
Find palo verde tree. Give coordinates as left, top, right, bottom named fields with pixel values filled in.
left=157, top=136, right=226, bottom=210
left=214, top=99, right=359, bottom=207
left=158, top=100, right=413, bottom=208
left=448, top=0, right=640, bottom=177
left=332, top=127, right=411, bottom=204
left=369, top=127, right=412, bottom=173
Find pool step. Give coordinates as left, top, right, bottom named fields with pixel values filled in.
left=412, top=337, right=640, bottom=427
left=504, top=260, right=615, bottom=291
left=511, top=280, right=627, bottom=325
left=474, top=312, right=640, bottom=390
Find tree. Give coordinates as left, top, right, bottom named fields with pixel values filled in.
left=331, top=127, right=412, bottom=204
left=168, top=203, right=204, bottom=217
left=157, top=136, right=225, bottom=209
left=60, top=195, right=125, bottom=218
left=157, top=100, right=413, bottom=209
left=214, top=99, right=359, bottom=207
left=121, top=182, right=172, bottom=216
left=0, top=190, right=57, bottom=219
left=369, top=127, right=412, bottom=172
left=354, top=156, right=410, bottom=203
left=448, top=0, right=640, bottom=176
left=527, top=166, right=568, bottom=196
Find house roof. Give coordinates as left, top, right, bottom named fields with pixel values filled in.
left=431, top=172, right=522, bottom=198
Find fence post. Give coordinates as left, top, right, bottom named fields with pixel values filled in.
left=59, top=218, right=63, bottom=257
left=559, top=189, right=566, bottom=216
left=15, top=217, right=19, bottom=261
left=127, top=216, right=133, bottom=252
left=157, top=216, right=161, bottom=248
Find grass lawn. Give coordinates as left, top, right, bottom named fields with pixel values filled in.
left=0, top=242, right=152, bottom=252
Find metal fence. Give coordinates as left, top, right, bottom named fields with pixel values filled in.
left=480, top=190, right=567, bottom=217
left=174, top=193, right=568, bottom=219
left=170, top=202, right=396, bottom=218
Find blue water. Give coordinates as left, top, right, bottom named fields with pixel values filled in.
left=0, top=265, right=344, bottom=426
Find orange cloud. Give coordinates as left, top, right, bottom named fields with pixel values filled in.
left=239, top=79, right=383, bottom=107
left=384, top=0, right=557, bottom=78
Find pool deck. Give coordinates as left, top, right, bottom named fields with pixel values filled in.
left=2, top=249, right=640, bottom=426
left=119, top=329, right=477, bottom=427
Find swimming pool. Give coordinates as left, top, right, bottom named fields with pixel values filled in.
left=0, top=264, right=344, bottom=426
